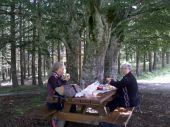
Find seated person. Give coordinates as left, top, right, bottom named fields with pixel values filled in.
left=47, top=62, right=74, bottom=127
left=106, top=62, right=140, bottom=112
left=47, top=62, right=69, bottom=110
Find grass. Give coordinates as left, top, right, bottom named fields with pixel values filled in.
left=0, top=85, right=46, bottom=116
left=115, top=65, right=170, bottom=81
left=137, top=66, right=170, bottom=80
left=31, top=95, right=45, bottom=107
left=15, top=106, right=25, bottom=116
left=14, top=95, right=45, bottom=116
left=0, top=85, right=46, bottom=94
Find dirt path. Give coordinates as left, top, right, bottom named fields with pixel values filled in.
left=127, top=83, right=170, bottom=127
left=138, top=73, right=170, bottom=93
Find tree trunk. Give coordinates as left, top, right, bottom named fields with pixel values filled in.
left=125, top=48, right=129, bottom=61
left=36, top=0, right=45, bottom=86
left=166, top=52, right=170, bottom=64
left=38, top=48, right=43, bottom=86
left=19, top=3, right=24, bottom=85
left=136, top=48, right=140, bottom=76
left=51, top=42, right=54, bottom=64
left=57, top=42, right=61, bottom=62
left=10, top=2, right=18, bottom=87
left=5, top=69, right=7, bottom=80
left=143, top=54, right=146, bottom=72
left=162, top=51, right=165, bottom=68
left=78, top=41, right=82, bottom=81
left=63, top=16, right=81, bottom=83
left=32, top=26, right=36, bottom=85
left=1, top=56, right=5, bottom=81
left=23, top=49, right=26, bottom=79
left=22, top=20, right=26, bottom=79
left=64, top=21, right=80, bottom=83
left=37, top=0, right=44, bottom=86
left=104, top=36, right=121, bottom=81
left=66, top=46, right=79, bottom=83
left=153, top=52, right=157, bottom=70
left=27, top=51, right=30, bottom=77
left=81, top=6, right=111, bottom=84
left=43, top=56, right=46, bottom=77
left=20, top=48, right=24, bottom=85
left=148, top=51, right=152, bottom=72
left=31, top=0, right=37, bottom=85
left=118, top=52, right=121, bottom=75
left=9, top=68, right=11, bottom=80
left=45, top=55, right=51, bottom=73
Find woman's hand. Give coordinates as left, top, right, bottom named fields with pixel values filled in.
left=106, top=78, right=112, bottom=84
left=62, top=73, right=70, bottom=81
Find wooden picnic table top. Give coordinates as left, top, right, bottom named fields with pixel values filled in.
left=65, top=90, right=117, bottom=105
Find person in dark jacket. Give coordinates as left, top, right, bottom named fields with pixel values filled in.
left=100, top=62, right=140, bottom=127
left=106, top=62, right=140, bottom=112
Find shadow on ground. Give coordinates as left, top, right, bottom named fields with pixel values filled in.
left=0, top=83, right=170, bottom=127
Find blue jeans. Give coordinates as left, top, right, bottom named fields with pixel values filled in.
left=99, top=122, right=121, bottom=127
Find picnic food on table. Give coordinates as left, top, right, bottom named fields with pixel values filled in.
left=97, top=84, right=115, bottom=91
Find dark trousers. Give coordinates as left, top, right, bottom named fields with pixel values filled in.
left=47, top=102, right=76, bottom=112
left=106, top=97, right=126, bottom=112
left=47, top=102, right=63, bottom=110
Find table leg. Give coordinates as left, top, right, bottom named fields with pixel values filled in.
left=80, top=105, right=87, bottom=114
left=96, top=105, right=108, bottom=116
left=63, top=102, right=72, bottom=112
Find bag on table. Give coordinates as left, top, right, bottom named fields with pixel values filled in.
left=63, top=84, right=82, bottom=97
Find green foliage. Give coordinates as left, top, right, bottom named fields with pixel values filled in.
left=138, top=66, right=170, bottom=80
left=0, top=0, right=169, bottom=52
left=0, top=85, right=45, bottom=94
left=0, top=0, right=170, bottom=84
left=123, top=0, right=170, bottom=55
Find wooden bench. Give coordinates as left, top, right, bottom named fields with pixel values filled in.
left=27, top=105, right=57, bottom=122
left=108, top=107, right=134, bottom=127
left=54, top=106, right=134, bottom=127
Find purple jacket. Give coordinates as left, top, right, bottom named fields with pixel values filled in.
left=47, top=72, right=67, bottom=97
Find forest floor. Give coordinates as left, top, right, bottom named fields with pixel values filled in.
left=0, top=74, right=170, bottom=127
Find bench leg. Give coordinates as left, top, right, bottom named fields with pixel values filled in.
left=135, top=105, right=142, bottom=113
left=58, top=120, right=65, bottom=127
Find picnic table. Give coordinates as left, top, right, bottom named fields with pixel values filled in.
left=53, top=90, right=134, bottom=126
left=30, top=89, right=134, bottom=127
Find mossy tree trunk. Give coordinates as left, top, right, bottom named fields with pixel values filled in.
left=81, top=1, right=111, bottom=84
left=104, top=35, right=121, bottom=80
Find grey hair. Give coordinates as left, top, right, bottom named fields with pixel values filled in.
left=51, top=62, right=64, bottom=72
left=120, top=62, right=132, bottom=70
left=48, top=62, right=64, bottom=77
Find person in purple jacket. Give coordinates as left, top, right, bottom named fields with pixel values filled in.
left=47, top=62, right=69, bottom=110
left=47, top=62, right=70, bottom=127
